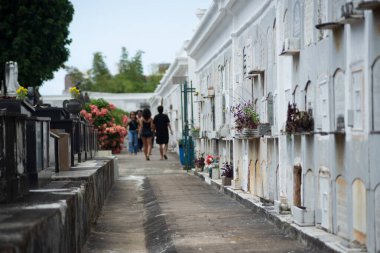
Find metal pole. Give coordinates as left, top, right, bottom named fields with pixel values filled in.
left=180, top=84, right=184, bottom=135
left=190, top=81, right=194, bottom=127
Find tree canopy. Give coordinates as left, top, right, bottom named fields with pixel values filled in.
left=0, top=0, right=74, bottom=87
left=67, top=47, right=169, bottom=93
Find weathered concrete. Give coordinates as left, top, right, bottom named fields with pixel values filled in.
left=0, top=157, right=115, bottom=253
left=193, top=171, right=349, bottom=253
left=83, top=150, right=316, bottom=253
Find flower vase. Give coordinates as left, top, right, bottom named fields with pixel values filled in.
left=221, top=176, right=232, bottom=186
left=208, top=167, right=212, bottom=178
left=64, top=99, right=82, bottom=118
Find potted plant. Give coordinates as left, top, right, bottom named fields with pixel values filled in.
left=65, top=86, right=82, bottom=116
left=221, top=162, right=233, bottom=186
left=230, top=101, right=260, bottom=137
left=285, top=102, right=314, bottom=134
left=194, top=156, right=205, bottom=171
left=190, top=127, right=200, bottom=138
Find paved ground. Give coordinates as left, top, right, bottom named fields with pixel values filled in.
left=82, top=148, right=315, bottom=253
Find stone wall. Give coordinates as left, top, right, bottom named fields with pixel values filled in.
left=0, top=158, right=115, bottom=253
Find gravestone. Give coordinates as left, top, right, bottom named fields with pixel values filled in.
left=0, top=111, right=29, bottom=202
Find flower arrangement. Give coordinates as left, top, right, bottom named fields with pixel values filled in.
left=230, top=100, right=259, bottom=131
left=204, top=154, right=218, bottom=169
left=190, top=126, right=200, bottom=137
left=16, top=86, right=28, bottom=99
left=221, top=162, right=233, bottom=178
left=285, top=102, right=314, bottom=134
left=194, top=156, right=205, bottom=169
left=81, top=98, right=128, bottom=154
left=69, top=86, right=80, bottom=99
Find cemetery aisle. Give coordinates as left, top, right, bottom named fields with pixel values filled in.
left=82, top=149, right=315, bottom=253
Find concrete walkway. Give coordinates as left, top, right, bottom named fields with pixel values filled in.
left=82, top=149, right=317, bottom=253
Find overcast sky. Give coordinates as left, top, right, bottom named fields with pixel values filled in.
left=40, top=0, right=210, bottom=95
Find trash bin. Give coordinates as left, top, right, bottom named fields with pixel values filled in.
left=179, top=146, right=185, bottom=165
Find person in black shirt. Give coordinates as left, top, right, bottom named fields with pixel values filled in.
left=153, top=106, right=173, bottom=160
left=127, top=111, right=139, bottom=154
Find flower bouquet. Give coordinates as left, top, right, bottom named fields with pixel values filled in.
left=230, top=101, right=259, bottom=137
left=221, top=162, right=233, bottom=186
left=205, top=155, right=219, bottom=179
left=194, top=156, right=205, bottom=171
left=16, top=86, right=28, bottom=100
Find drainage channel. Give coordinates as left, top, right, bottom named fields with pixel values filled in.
left=142, top=178, right=176, bottom=253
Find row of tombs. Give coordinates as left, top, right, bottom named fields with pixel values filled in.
left=196, top=131, right=378, bottom=251
left=0, top=62, right=98, bottom=203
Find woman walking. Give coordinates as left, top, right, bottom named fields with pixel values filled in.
left=127, top=111, right=139, bottom=155
left=138, top=108, right=154, bottom=160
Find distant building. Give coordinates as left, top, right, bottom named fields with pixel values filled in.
left=42, top=91, right=153, bottom=112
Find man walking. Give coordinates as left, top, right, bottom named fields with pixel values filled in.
left=153, top=106, right=173, bottom=160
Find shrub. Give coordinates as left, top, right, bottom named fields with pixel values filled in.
left=81, top=98, right=128, bottom=154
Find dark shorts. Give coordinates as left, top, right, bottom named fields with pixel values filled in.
left=141, top=130, right=153, bottom=138
left=156, top=133, right=169, bottom=144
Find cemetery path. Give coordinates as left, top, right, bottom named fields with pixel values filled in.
left=82, top=148, right=316, bottom=253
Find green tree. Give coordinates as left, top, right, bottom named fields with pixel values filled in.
left=0, top=0, right=74, bottom=87
left=66, top=47, right=167, bottom=93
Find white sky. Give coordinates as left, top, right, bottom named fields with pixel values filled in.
left=40, top=0, right=210, bottom=95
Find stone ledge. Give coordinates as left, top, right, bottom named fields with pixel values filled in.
left=191, top=169, right=362, bottom=253
left=0, top=157, right=115, bottom=253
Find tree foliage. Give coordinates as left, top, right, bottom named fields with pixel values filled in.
left=67, top=47, right=169, bottom=93
left=0, top=0, right=74, bottom=87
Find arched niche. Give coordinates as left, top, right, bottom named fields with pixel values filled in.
left=336, top=176, right=348, bottom=239
left=319, top=167, right=331, bottom=231
left=261, top=160, right=267, bottom=198
left=304, top=81, right=314, bottom=116
left=333, top=69, right=345, bottom=130
left=375, top=184, right=380, bottom=252
left=352, top=179, right=367, bottom=245
left=371, top=57, right=380, bottom=131
left=293, top=165, right=302, bottom=207
left=255, top=159, right=262, bottom=197
left=304, top=169, right=315, bottom=210
left=293, top=0, right=301, bottom=38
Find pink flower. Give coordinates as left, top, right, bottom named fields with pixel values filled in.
left=109, top=103, right=116, bottom=110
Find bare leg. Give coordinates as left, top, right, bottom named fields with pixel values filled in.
left=159, top=144, right=164, bottom=159
left=164, top=143, right=168, bottom=155
left=163, top=143, right=168, bottom=159
left=142, top=137, right=148, bottom=159
left=146, top=137, right=152, bottom=159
